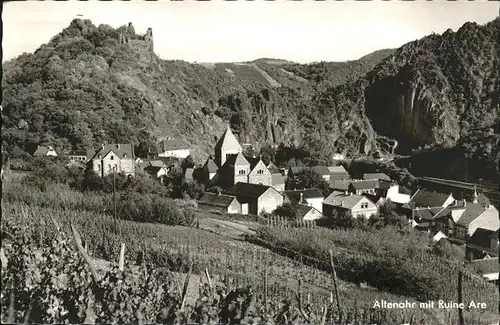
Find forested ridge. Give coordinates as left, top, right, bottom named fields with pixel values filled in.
left=2, top=18, right=499, bottom=181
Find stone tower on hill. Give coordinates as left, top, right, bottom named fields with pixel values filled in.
left=118, top=22, right=154, bottom=62
left=214, top=126, right=243, bottom=167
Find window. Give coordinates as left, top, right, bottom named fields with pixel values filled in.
left=239, top=169, right=246, bottom=175
left=258, top=182, right=263, bottom=185
left=108, top=164, right=112, bottom=171
left=257, top=169, right=264, bottom=175
left=123, top=154, right=127, bottom=158
left=96, top=164, right=101, bottom=171
left=110, top=155, right=114, bottom=160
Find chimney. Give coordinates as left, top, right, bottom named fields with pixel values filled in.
left=300, top=192, right=304, bottom=203
left=340, top=200, right=344, bottom=207
left=463, top=199, right=466, bottom=207
left=116, top=144, right=120, bottom=149
left=101, top=143, right=105, bottom=149
left=344, top=191, right=348, bottom=195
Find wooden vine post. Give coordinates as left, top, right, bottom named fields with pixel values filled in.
left=328, top=249, right=342, bottom=319
left=458, top=270, right=464, bottom=325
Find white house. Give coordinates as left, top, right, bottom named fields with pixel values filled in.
left=157, top=139, right=191, bottom=159
left=323, top=191, right=378, bottom=219
left=283, top=189, right=324, bottom=213
left=33, top=145, right=58, bottom=157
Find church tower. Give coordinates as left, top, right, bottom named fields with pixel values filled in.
left=214, top=126, right=243, bottom=167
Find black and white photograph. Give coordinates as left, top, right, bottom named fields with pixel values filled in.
left=1, top=0, right=499, bottom=324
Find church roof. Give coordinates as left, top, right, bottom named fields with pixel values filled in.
left=223, top=152, right=250, bottom=167
left=214, top=126, right=242, bottom=151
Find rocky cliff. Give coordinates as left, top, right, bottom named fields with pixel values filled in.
left=363, top=19, right=500, bottom=153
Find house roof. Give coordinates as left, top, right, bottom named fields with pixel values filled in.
left=283, top=189, right=323, bottom=203
left=33, top=146, right=55, bottom=156
left=413, top=207, right=445, bottom=221
left=290, top=166, right=331, bottom=176
left=364, top=193, right=385, bottom=204
left=350, top=180, right=379, bottom=190
left=214, top=126, right=242, bottom=151
left=378, top=180, right=397, bottom=190
left=328, top=166, right=349, bottom=175
left=312, top=166, right=331, bottom=176
left=296, top=205, right=322, bottom=219
left=158, top=139, right=189, bottom=152
left=472, top=257, right=499, bottom=275
left=267, top=162, right=281, bottom=174
left=409, top=189, right=452, bottom=208
left=468, top=228, right=498, bottom=248
left=157, top=157, right=181, bottom=166
left=433, top=203, right=490, bottom=226
left=363, top=173, right=391, bottom=181
left=204, top=158, right=219, bottom=173
left=223, top=153, right=250, bottom=167
left=144, top=165, right=168, bottom=175
left=225, top=182, right=276, bottom=199
left=149, top=160, right=167, bottom=168
left=324, top=191, right=369, bottom=209
left=89, top=144, right=133, bottom=160
left=330, top=180, right=351, bottom=191
left=198, top=192, right=237, bottom=208
left=272, top=174, right=285, bottom=186
left=185, top=168, right=194, bottom=180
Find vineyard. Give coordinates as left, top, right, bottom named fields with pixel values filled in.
left=2, top=201, right=499, bottom=324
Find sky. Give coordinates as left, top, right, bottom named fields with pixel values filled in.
left=3, top=0, right=499, bottom=64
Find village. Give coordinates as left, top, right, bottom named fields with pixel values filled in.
left=26, top=126, right=500, bottom=286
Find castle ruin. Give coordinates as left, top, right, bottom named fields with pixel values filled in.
left=119, top=23, right=154, bottom=63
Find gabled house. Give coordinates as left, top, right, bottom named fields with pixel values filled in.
left=88, top=143, right=135, bottom=177
left=202, top=157, right=219, bottom=185
left=283, top=189, right=324, bottom=213
left=33, top=145, right=58, bottom=157
left=296, top=205, right=324, bottom=221
left=375, top=180, right=411, bottom=205
left=328, top=166, right=350, bottom=180
left=247, top=158, right=273, bottom=186
left=404, top=189, right=455, bottom=210
left=144, top=165, right=169, bottom=179
left=197, top=192, right=241, bottom=214
left=68, top=149, right=93, bottom=164
left=363, top=173, right=391, bottom=181
left=267, top=162, right=285, bottom=192
left=348, top=180, right=379, bottom=195
left=225, top=182, right=283, bottom=215
left=157, top=139, right=191, bottom=159
left=432, top=201, right=499, bottom=240
left=466, top=228, right=499, bottom=260
left=214, top=126, right=243, bottom=167
left=323, top=191, right=378, bottom=219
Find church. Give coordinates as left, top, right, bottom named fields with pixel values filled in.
left=203, top=126, right=285, bottom=192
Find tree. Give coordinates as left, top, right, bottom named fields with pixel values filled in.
left=328, top=210, right=367, bottom=229
left=259, top=144, right=276, bottom=166
left=273, top=202, right=299, bottom=221
left=182, top=181, right=205, bottom=200
left=181, top=155, right=195, bottom=171
left=285, top=168, right=330, bottom=197
left=370, top=200, right=408, bottom=229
